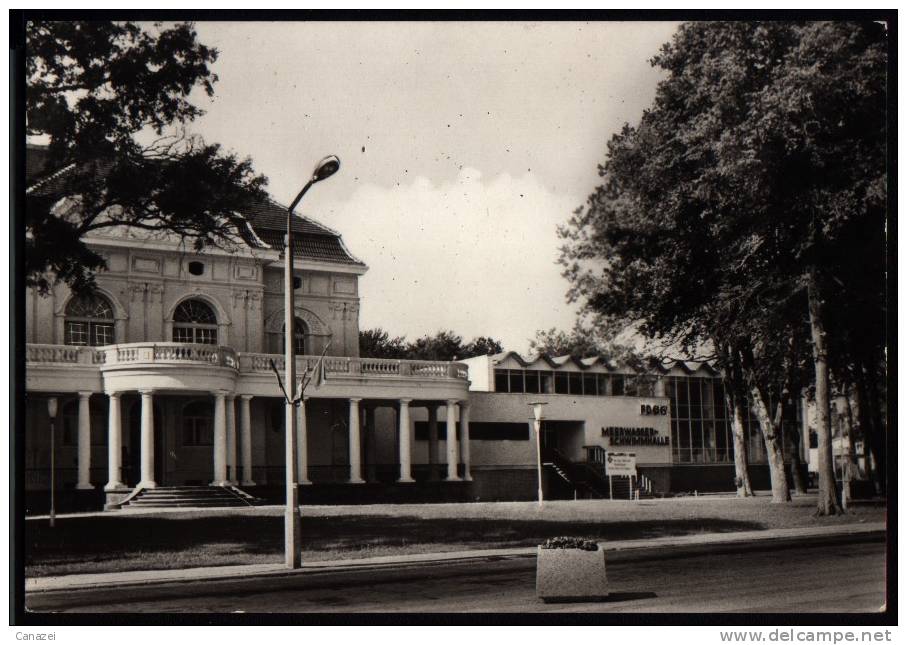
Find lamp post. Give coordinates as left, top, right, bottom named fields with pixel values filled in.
left=283, top=155, right=340, bottom=569
left=47, top=397, right=58, bottom=527
left=529, top=401, right=548, bottom=507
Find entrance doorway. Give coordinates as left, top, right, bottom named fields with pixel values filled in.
left=540, top=420, right=585, bottom=461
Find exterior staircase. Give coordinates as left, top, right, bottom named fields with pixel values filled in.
left=120, top=485, right=261, bottom=509
left=542, top=447, right=656, bottom=500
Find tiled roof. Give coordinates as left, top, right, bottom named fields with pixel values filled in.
left=255, top=226, right=366, bottom=265
left=25, top=146, right=364, bottom=267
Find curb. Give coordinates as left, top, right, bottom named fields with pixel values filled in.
left=25, top=522, right=885, bottom=594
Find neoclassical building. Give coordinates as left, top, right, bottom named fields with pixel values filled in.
left=24, top=145, right=473, bottom=509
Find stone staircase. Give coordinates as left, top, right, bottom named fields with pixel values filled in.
left=121, top=485, right=260, bottom=509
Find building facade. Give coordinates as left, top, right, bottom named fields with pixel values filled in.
left=23, top=146, right=811, bottom=511
left=456, top=352, right=808, bottom=498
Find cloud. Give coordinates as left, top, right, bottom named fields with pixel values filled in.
left=319, top=168, right=582, bottom=351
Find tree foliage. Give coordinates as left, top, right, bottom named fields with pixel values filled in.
left=26, top=20, right=269, bottom=294
left=358, top=328, right=504, bottom=361
left=558, top=21, right=888, bottom=509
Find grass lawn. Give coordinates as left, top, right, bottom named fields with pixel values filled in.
left=24, top=495, right=885, bottom=577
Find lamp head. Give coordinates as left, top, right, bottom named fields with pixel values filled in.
left=312, top=155, right=340, bottom=183
left=529, top=401, right=547, bottom=422
left=47, top=397, right=58, bottom=419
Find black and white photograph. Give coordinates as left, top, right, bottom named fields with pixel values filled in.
left=11, top=10, right=894, bottom=627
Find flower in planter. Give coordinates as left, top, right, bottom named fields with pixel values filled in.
left=540, top=536, right=599, bottom=551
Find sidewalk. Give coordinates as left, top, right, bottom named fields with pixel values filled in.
left=25, top=521, right=885, bottom=594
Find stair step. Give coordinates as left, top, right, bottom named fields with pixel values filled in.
left=118, top=484, right=261, bottom=509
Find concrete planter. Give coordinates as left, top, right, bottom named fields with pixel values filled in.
left=536, top=544, right=608, bottom=602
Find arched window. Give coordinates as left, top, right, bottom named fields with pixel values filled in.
left=64, top=294, right=115, bottom=346
left=182, top=401, right=213, bottom=446
left=282, top=318, right=308, bottom=354
left=173, top=299, right=218, bottom=345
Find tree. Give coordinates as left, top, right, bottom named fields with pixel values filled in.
left=26, top=20, right=268, bottom=294
left=461, top=336, right=504, bottom=358
left=359, top=329, right=504, bottom=361
left=359, top=328, right=409, bottom=359
left=407, top=330, right=465, bottom=361
left=559, top=21, right=887, bottom=512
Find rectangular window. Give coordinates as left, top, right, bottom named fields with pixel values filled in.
left=64, top=322, right=88, bottom=346
left=509, top=370, right=525, bottom=393
left=494, top=370, right=509, bottom=393
left=701, top=380, right=714, bottom=418
left=554, top=372, right=569, bottom=394
left=524, top=370, right=540, bottom=394
left=93, top=323, right=115, bottom=346
left=597, top=374, right=609, bottom=396
left=583, top=374, right=597, bottom=396
left=197, top=328, right=217, bottom=345
left=174, top=327, right=194, bottom=343
left=611, top=375, right=625, bottom=396
left=541, top=372, right=554, bottom=394
left=467, top=422, right=530, bottom=441
left=715, top=418, right=729, bottom=463
left=568, top=372, right=582, bottom=395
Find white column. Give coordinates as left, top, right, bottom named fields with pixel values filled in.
left=76, top=391, right=93, bottom=489
left=239, top=395, right=255, bottom=486
left=139, top=389, right=157, bottom=488
left=226, top=394, right=237, bottom=485
left=212, top=390, right=228, bottom=486
left=348, top=398, right=365, bottom=483
left=105, top=392, right=124, bottom=490
left=446, top=400, right=461, bottom=481
left=398, top=399, right=414, bottom=482
left=365, top=406, right=378, bottom=483
left=427, top=404, right=440, bottom=481
left=460, top=402, right=472, bottom=481
left=296, top=398, right=311, bottom=485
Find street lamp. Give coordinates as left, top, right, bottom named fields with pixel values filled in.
left=47, top=397, right=58, bottom=527
left=529, top=401, right=548, bottom=507
left=283, top=155, right=340, bottom=569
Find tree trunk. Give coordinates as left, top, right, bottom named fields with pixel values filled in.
left=834, top=385, right=858, bottom=510
left=718, top=343, right=753, bottom=497
left=785, top=424, right=808, bottom=495
left=730, top=393, right=754, bottom=497
left=807, top=269, right=842, bottom=515
left=853, top=373, right=883, bottom=494
left=739, top=347, right=790, bottom=503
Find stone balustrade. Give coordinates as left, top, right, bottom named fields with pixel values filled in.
left=27, top=343, right=104, bottom=365
left=94, top=342, right=240, bottom=369
left=239, top=351, right=468, bottom=381
left=28, top=343, right=469, bottom=382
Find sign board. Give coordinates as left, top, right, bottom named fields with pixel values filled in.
left=605, top=451, right=637, bottom=477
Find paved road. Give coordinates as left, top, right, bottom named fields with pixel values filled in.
left=26, top=537, right=886, bottom=613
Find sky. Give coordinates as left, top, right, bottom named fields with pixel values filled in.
left=184, top=21, right=680, bottom=353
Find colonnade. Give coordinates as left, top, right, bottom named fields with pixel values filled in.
left=62, top=392, right=471, bottom=490
left=98, top=389, right=257, bottom=490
